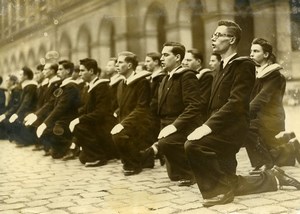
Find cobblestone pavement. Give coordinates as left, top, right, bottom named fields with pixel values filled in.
left=0, top=106, right=300, bottom=214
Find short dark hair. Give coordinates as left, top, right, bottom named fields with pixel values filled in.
left=187, top=49, right=203, bottom=62
left=8, top=74, right=18, bottom=84
left=36, top=64, right=44, bottom=71
left=0, top=76, right=2, bottom=85
left=79, top=58, right=99, bottom=75
left=58, top=60, right=74, bottom=74
left=49, top=63, right=58, bottom=74
left=146, top=52, right=162, bottom=66
left=118, top=51, right=138, bottom=70
left=218, top=20, right=242, bottom=45
left=22, top=66, right=34, bottom=80
left=163, top=42, right=186, bottom=62
left=211, top=53, right=222, bottom=61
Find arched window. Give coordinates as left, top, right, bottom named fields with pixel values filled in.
left=77, top=25, right=92, bottom=59
left=145, top=3, right=167, bottom=52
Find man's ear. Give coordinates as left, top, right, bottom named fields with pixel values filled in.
left=175, top=54, right=181, bottom=62
left=127, top=62, right=133, bottom=69
left=229, top=36, right=236, bottom=45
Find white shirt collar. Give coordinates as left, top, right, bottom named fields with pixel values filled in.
left=222, top=53, right=237, bottom=68
left=168, top=66, right=181, bottom=79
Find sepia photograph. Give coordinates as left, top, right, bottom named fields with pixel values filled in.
left=0, top=0, right=300, bottom=213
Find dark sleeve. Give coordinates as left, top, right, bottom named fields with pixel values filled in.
left=250, top=72, right=285, bottom=118
left=16, top=85, right=37, bottom=118
left=44, top=85, right=79, bottom=127
left=79, top=84, right=112, bottom=124
left=5, top=89, right=21, bottom=117
left=205, top=61, right=256, bottom=132
left=173, top=72, right=204, bottom=130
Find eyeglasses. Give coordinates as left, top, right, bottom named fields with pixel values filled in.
left=211, top=32, right=233, bottom=39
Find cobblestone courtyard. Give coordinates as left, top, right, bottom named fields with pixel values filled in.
left=0, top=106, right=300, bottom=214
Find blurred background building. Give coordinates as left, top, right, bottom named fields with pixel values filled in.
left=0, top=0, right=300, bottom=102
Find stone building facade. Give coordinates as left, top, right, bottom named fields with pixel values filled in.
left=0, top=0, right=299, bottom=87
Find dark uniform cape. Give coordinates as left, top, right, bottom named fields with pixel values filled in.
left=245, top=63, right=290, bottom=167
left=157, top=66, right=206, bottom=181
left=6, top=80, right=38, bottom=144
left=35, top=76, right=62, bottom=125
left=0, top=86, right=21, bottom=139
left=74, top=78, right=117, bottom=163
left=186, top=55, right=280, bottom=199
left=40, top=78, right=80, bottom=158
left=112, top=71, right=153, bottom=171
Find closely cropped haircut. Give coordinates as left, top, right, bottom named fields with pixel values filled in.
left=49, top=63, right=58, bottom=74
left=187, top=49, right=203, bottom=62
left=59, top=60, right=75, bottom=74
left=8, top=74, right=18, bottom=84
left=79, top=58, right=99, bottom=75
left=146, top=52, right=162, bottom=66
left=212, top=52, right=222, bottom=61
left=22, top=66, right=34, bottom=80
left=118, top=51, right=138, bottom=70
left=218, top=20, right=242, bottom=45
left=36, top=64, right=44, bottom=71
left=163, top=42, right=186, bottom=62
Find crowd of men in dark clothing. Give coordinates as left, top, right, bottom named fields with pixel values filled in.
left=1, top=20, right=300, bottom=207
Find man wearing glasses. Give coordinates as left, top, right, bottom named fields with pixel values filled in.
left=185, top=20, right=300, bottom=207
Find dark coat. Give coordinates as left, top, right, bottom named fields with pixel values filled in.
left=43, top=79, right=80, bottom=129
left=79, top=79, right=115, bottom=127
left=36, top=77, right=61, bottom=110
left=14, top=81, right=38, bottom=120
left=205, top=56, right=256, bottom=145
left=75, top=78, right=117, bottom=162
left=196, top=68, right=214, bottom=122
left=250, top=64, right=286, bottom=133
left=116, top=71, right=153, bottom=143
left=4, top=86, right=21, bottom=117
left=157, top=67, right=205, bottom=132
left=0, top=88, right=6, bottom=114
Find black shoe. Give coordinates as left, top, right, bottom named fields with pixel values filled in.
left=290, top=138, right=300, bottom=164
left=202, top=190, right=234, bottom=207
left=123, top=168, right=142, bottom=176
left=140, top=148, right=155, bottom=169
left=178, top=179, right=196, bottom=187
left=85, top=159, right=107, bottom=167
left=249, top=164, right=272, bottom=175
left=271, top=166, right=300, bottom=190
